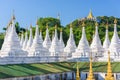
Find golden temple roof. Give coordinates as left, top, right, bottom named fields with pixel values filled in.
left=87, top=10, right=94, bottom=19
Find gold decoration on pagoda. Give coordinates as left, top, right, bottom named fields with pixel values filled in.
left=60, top=28, right=62, bottom=32
left=86, top=54, right=95, bottom=80
left=70, top=23, right=72, bottom=28
left=55, top=24, right=57, bottom=29
left=87, top=10, right=94, bottom=19
left=46, top=23, right=49, bottom=29
left=114, top=19, right=117, bottom=24
left=76, top=62, right=80, bottom=80
left=95, top=22, right=98, bottom=26
left=82, top=21, right=85, bottom=27
left=106, top=22, right=109, bottom=29
left=105, top=51, right=114, bottom=80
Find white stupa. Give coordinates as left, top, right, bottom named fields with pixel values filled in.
left=29, top=20, right=49, bottom=57
left=43, top=24, right=51, bottom=49
left=103, top=23, right=110, bottom=54
left=22, top=29, right=28, bottom=50
left=90, top=22, right=104, bottom=57
left=0, top=15, right=28, bottom=57
left=109, top=19, right=120, bottom=58
left=49, top=25, right=61, bottom=56
left=59, top=28, right=65, bottom=54
left=64, top=23, right=76, bottom=57
left=72, top=22, right=90, bottom=58
left=26, top=25, right=33, bottom=50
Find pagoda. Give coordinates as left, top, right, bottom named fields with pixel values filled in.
left=49, top=25, right=61, bottom=56
left=28, top=20, right=49, bottom=56
left=43, top=24, right=51, bottom=49
left=26, top=25, right=33, bottom=50
left=72, top=22, right=90, bottom=58
left=0, top=14, right=28, bottom=57
left=64, top=23, right=76, bottom=57
left=22, top=29, right=28, bottom=50
left=109, top=19, right=120, bottom=58
left=90, top=22, right=104, bottom=57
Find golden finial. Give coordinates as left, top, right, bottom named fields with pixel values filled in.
left=46, top=23, right=49, bottom=29
left=114, top=18, right=117, bottom=24
left=60, top=28, right=62, bottom=32
left=106, top=22, right=109, bottom=29
left=87, top=9, right=94, bottom=19
left=76, top=62, right=80, bottom=80
left=40, top=29, right=42, bottom=32
left=95, top=22, right=98, bottom=26
left=70, top=23, right=72, bottom=28
left=55, top=24, right=57, bottom=29
left=12, top=10, right=15, bottom=20
left=86, top=53, right=95, bottom=80
left=36, top=19, right=39, bottom=25
left=82, top=21, right=85, bottom=27
left=105, top=51, right=114, bottom=80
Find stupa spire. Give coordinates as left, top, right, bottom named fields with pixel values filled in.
left=109, top=19, right=120, bottom=57
left=105, top=51, right=114, bottom=80
left=86, top=55, right=95, bottom=80
left=23, top=29, right=28, bottom=50
left=43, top=24, right=51, bottom=49
left=90, top=22, right=104, bottom=57
left=73, top=22, right=90, bottom=58
left=26, top=24, right=33, bottom=50
left=59, top=28, right=65, bottom=49
left=103, top=22, right=110, bottom=52
left=76, top=62, right=80, bottom=80
left=64, top=23, right=76, bottom=57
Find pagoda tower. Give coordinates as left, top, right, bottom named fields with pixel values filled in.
left=43, top=24, right=51, bottom=49
left=49, top=25, right=61, bottom=56
left=90, top=22, right=104, bottom=57
left=29, top=20, right=49, bottom=57
left=64, top=23, right=76, bottom=57
left=59, top=28, right=65, bottom=54
left=109, top=19, right=120, bottom=58
left=26, top=25, right=33, bottom=50
left=103, top=23, right=110, bottom=55
left=86, top=55, right=95, bottom=80
left=0, top=14, right=28, bottom=57
left=105, top=51, right=114, bottom=80
left=22, top=29, right=28, bottom=50
left=72, top=22, right=90, bottom=58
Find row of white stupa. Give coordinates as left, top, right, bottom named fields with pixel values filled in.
left=0, top=15, right=120, bottom=61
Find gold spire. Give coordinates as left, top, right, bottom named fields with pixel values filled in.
left=86, top=54, right=95, bottom=80
left=95, top=22, right=98, bottom=26
left=36, top=19, right=39, bottom=25
left=60, top=28, right=62, bottom=32
left=114, top=18, right=117, bottom=24
left=70, top=23, right=72, bottom=28
left=55, top=24, right=57, bottom=29
left=12, top=10, right=15, bottom=20
left=82, top=21, right=85, bottom=27
left=76, top=62, right=80, bottom=80
left=87, top=9, right=94, bottom=19
left=106, top=22, right=109, bottom=29
left=105, top=51, right=114, bottom=80
left=46, top=23, right=49, bottom=29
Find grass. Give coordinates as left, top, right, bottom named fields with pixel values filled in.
left=0, top=62, right=120, bottom=79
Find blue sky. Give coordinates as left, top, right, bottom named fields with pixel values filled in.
left=0, top=0, right=120, bottom=32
